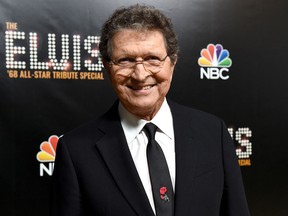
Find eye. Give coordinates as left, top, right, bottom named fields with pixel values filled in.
left=145, top=56, right=161, bottom=61
left=116, top=57, right=135, bottom=65
left=144, top=56, right=162, bottom=65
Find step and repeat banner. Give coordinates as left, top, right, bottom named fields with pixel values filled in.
left=0, top=0, right=287, bottom=215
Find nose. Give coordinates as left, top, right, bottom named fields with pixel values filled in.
left=130, top=62, right=150, bottom=81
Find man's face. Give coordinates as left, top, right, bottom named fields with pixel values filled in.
left=106, top=29, right=177, bottom=120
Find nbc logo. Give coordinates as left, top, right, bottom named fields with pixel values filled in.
left=198, top=44, right=232, bottom=80
left=36, top=135, right=59, bottom=176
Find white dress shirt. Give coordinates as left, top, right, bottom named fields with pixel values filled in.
left=119, top=99, right=175, bottom=214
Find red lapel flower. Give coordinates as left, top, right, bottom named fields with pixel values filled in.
left=160, top=186, right=170, bottom=202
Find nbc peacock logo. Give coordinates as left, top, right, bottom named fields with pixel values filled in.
left=36, top=135, right=59, bottom=176
left=198, top=44, right=232, bottom=80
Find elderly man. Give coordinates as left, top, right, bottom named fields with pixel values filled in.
left=51, top=4, right=250, bottom=216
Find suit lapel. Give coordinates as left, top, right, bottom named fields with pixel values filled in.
left=93, top=100, right=200, bottom=215
left=94, top=102, right=154, bottom=216
left=169, top=101, right=199, bottom=216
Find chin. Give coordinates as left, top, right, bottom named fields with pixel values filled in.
left=131, top=101, right=154, bottom=110
left=130, top=98, right=162, bottom=111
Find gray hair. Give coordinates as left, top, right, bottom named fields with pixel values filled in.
left=99, top=4, right=179, bottom=63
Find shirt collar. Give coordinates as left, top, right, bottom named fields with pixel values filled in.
left=119, top=98, right=174, bottom=144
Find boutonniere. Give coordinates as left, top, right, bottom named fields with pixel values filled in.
left=160, top=186, right=170, bottom=202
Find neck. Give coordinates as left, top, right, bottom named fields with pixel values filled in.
left=121, top=100, right=165, bottom=121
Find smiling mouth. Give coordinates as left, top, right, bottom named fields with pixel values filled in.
left=128, top=84, right=156, bottom=90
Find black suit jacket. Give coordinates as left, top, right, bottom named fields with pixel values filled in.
left=51, top=100, right=250, bottom=216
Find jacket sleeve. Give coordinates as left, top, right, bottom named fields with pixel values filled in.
left=220, top=120, right=250, bottom=216
left=50, top=137, right=83, bottom=216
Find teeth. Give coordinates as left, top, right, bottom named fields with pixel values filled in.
left=131, top=85, right=153, bottom=90
left=142, top=86, right=152, bottom=90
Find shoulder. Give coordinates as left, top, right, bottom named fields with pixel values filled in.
left=60, top=101, right=120, bottom=145
left=168, top=99, right=222, bottom=123
left=167, top=99, right=228, bottom=137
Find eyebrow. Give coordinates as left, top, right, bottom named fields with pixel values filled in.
left=113, top=51, right=164, bottom=58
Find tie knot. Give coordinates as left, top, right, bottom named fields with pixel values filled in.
left=144, top=123, right=157, bottom=140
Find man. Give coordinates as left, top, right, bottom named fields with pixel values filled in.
left=51, top=4, right=250, bottom=216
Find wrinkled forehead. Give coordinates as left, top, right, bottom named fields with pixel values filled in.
left=109, top=29, right=167, bottom=54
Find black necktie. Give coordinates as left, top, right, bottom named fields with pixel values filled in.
left=144, top=123, right=174, bottom=216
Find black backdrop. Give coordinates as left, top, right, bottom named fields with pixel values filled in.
left=1, top=0, right=287, bottom=215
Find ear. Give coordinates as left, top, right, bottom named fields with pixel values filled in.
left=103, top=60, right=112, bottom=75
left=172, top=54, right=178, bottom=66
left=170, top=55, right=178, bottom=70
left=169, top=55, right=177, bottom=79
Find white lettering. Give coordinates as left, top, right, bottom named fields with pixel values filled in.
left=5, top=31, right=104, bottom=71
left=39, top=163, right=54, bottom=176
left=200, top=67, right=230, bottom=80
